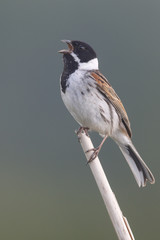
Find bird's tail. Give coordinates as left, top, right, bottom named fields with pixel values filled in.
left=118, top=142, right=155, bottom=187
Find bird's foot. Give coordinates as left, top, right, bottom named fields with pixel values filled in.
left=86, top=147, right=100, bottom=163
left=76, top=127, right=89, bottom=137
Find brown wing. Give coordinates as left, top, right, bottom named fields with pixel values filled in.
left=90, top=70, right=132, bottom=138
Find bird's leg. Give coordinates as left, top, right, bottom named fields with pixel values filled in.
left=76, top=127, right=89, bottom=136
left=86, top=134, right=108, bottom=163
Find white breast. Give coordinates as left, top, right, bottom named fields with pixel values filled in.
left=61, top=69, right=119, bottom=136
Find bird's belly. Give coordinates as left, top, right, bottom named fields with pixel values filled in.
left=61, top=81, right=119, bottom=136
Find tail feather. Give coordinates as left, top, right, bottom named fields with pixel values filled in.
left=119, top=143, right=155, bottom=187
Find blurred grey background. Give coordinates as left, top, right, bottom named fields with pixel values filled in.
left=0, top=0, right=160, bottom=239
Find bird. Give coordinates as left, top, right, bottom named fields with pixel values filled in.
left=59, top=39, right=155, bottom=187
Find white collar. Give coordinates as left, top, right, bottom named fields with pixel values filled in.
left=71, top=52, right=99, bottom=70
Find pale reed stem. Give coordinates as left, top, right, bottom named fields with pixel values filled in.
left=78, top=131, right=135, bottom=240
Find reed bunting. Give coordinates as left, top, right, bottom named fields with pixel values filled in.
left=59, top=40, right=155, bottom=187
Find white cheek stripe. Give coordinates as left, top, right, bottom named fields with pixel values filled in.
left=71, top=52, right=81, bottom=63
left=71, top=52, right=99, bottom=70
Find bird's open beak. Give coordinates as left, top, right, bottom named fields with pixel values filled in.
left=58, top=40, right=74, bottom=54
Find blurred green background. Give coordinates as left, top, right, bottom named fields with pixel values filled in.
left=0, top=0, right=160, bottom=239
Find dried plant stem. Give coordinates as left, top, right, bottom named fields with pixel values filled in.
left=77, top=131, right=135, bottom=240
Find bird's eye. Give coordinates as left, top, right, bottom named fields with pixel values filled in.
left=79, top=45, right=86, bottom=50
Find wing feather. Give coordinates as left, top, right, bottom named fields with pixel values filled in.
left=90, top=70, right=132, bottom=138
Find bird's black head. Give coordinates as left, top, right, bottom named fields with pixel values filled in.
left=59, top=40, right=97, bottom=63
left=71, top=40, right=97, bottom=63
left=59, top=40, right=98, bottom=93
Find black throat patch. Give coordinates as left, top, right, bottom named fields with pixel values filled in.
left=61, top=54, right=78, bottom=93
